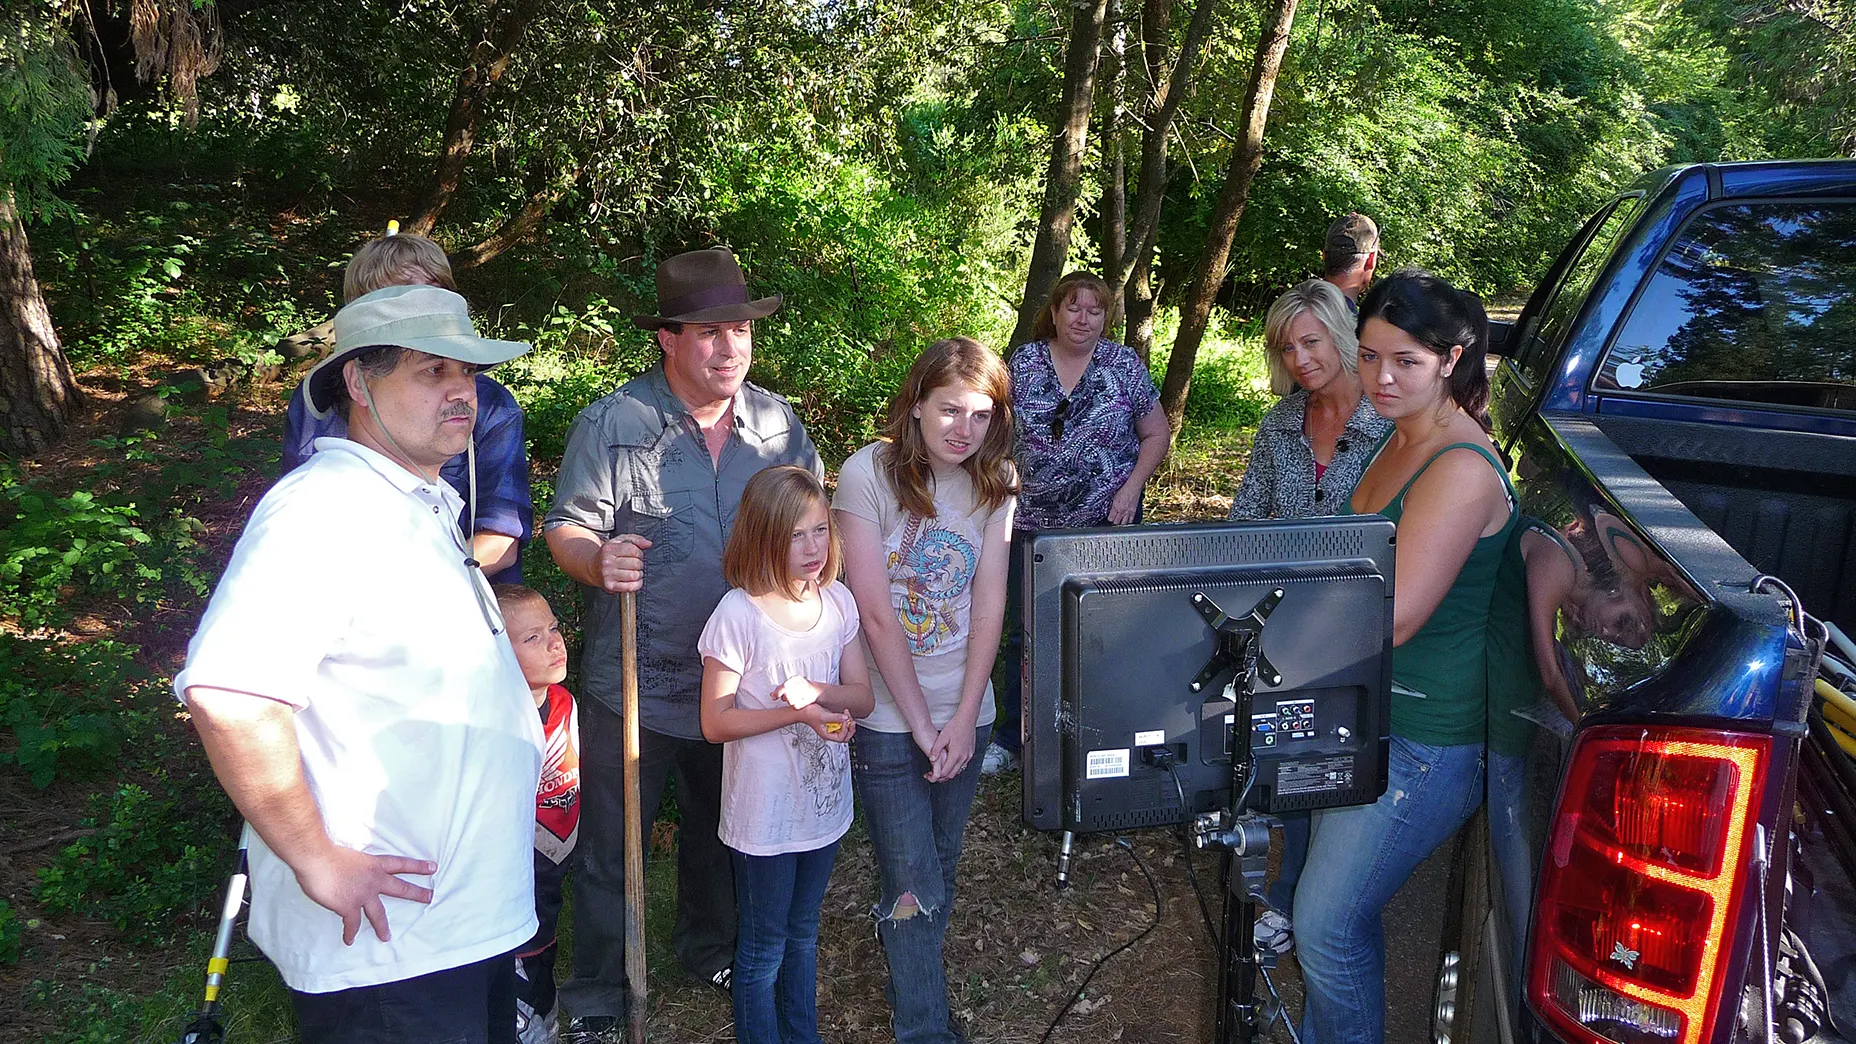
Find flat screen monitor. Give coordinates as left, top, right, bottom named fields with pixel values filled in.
left=1021, top=518, right=1395, bottom=835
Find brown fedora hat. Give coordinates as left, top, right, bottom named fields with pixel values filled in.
left=632, top=246, right=783, bottom=330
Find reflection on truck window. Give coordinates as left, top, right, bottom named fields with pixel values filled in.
left=1596, top=201, right=1856, bottom=411
left=1511, top=195, right=1646, bottom=386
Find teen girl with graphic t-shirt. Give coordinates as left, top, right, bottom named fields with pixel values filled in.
left=833, top=338, right=1017, bottom=1044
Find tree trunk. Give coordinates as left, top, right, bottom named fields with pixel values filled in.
left=404, top=0, right=545, bottom=236
left=1126, top=249, right=1159, bottom=363
left=1117, top=0, right=1217, bottom=301
left=1157, top=0, right=1299, bottom=438
left=1010, top=0, right=1109, bottom=349
left=0, top=193, right=82, bottom=454
left=1099, top=0, right=1127, bottom=333
left=453, top=166, right=581, bottom=270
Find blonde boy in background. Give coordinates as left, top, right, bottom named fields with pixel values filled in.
left=495, top=584, right=582, bottom=1044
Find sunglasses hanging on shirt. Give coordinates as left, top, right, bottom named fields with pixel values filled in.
left=1050, top=397, right=1072, bottom=441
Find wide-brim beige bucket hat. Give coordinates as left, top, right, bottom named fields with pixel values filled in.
left=632, top=246, right=782, bottom=330
left=305, top=284, right=532, bottom=418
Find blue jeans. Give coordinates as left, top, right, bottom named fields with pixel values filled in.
left=731, top=842, right=839, bottom=1044
left=1488, top=751, right=1533, bottom=988
left=1266, top=811, right=1311, bottom=915
left=851, top=725, right=988, bottom=1044
left=1294, top=736, right=1485, bottom=1044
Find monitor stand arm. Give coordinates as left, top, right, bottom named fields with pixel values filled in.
left=1190, top=587, right=1291, bottom=1044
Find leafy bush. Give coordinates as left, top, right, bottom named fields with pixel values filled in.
left=0, top=467, right=157, bottom=630
left=0, top=898, right=20, bottom=965
left=34, top=782, right=236, bottom=947
left=0, top=636, right=151, bottom=788
left=0, top=440, right=233, bottom=631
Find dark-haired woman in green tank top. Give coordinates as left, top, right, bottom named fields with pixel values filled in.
left=1293, top=269, right=1517, bottom=1044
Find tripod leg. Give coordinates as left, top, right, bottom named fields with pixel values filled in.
left=1217, top=843, right=1272, bottom=1044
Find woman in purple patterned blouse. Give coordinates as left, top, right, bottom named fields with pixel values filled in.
left=982, top=272, right=1169, bottom=775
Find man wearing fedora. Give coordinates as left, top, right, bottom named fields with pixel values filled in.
left=178, top=285, right=545, bottom=1043
left=544, top=246, right=823, bottom=1036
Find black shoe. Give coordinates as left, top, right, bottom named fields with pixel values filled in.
left=708, top=965, right=733, bottom=993
left=561, top=1015, right=623, bottom=1044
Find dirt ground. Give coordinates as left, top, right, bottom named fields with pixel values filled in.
left=626, top=771, right=1454, bottom=1044
left=625, top=775, right=1276, bottom=1044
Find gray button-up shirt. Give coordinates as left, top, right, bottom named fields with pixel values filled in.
left=1227, top=390, right=1391, bottom=520
left=544, top=365, right=823, bottom=738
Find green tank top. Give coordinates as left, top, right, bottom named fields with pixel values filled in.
left=1484, top=518, right=1561, bottom=757
left=1348, top=441, right=1517, bottom=746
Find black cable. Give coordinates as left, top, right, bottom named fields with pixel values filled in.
left=1258, top=961, right=1305, bottom=1044
left=1036, top=836, right=1163, bottom=1044
left=1166, top=760, right=1223, bottom=948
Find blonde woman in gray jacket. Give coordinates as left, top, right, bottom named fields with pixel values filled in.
left=1229, top=279, right=1391, bottom=521
left=1226, top=277, right=1390, bottom=954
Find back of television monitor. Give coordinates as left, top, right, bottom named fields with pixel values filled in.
left=1022, top=517, right=1395, bottom=835
left=1020, top=517, right=1396, bottom=1043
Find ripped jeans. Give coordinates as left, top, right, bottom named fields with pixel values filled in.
left=851, top=725, right=988, bottom=1044
left=1293, top=735, right=1485, bottom=1044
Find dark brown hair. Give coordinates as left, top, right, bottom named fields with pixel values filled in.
left=879, top=337, right=1017, bottom=518
left=331, top=345, right=409, bottom=422
left=1358, top=267, right=1492, bottom=428
left=723, top=466, right=840, bottom=599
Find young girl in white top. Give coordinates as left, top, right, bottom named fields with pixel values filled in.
left=698, top=465, right=874, bottom=1044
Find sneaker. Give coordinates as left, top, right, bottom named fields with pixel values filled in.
left=517, top=1003, right=559, bottom=1044
left=980, top=742, right=1019, bottom=776
left=560, top=1016, right=621, bottom=1044
left=1254, top=908, right=1294, bottom=956
left=708, top=965, right=733, bottom=993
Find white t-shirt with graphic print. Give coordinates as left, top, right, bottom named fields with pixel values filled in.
left=698, top=581, right=861, bottom=856
left=831, top=443, right=1012, bottom=734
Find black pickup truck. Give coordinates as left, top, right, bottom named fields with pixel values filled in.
left=1431, top=160, right=1856, bottom=1044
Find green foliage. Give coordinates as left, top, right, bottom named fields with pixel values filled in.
left=43, top=197, right=328, bottom=368
left=34, top=781, right=236, bottom=946
left=0, top=636, right=149, bottom=788
left=0, top=3, right=91, bottom=215
left=0, top=897, right=20, bottom=965
left=0, top=466, right=158, bottom=630
left=0, top=428, right=242, bottom=631
left=25, top=931, right=294, bottom=1044
left=699, top=134, right=1026, bottom=459
left=1678, top=0, right=1856, bottom=155
left=1150, top=313, right=1273, bottom=431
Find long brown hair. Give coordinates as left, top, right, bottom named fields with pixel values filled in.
left=879, top=337, right=1017, bottom=518
left=722, top=466, right=840, bottom=599
left=1030, top=272, right=1120, bottom=344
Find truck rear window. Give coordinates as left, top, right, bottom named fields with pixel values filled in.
left=1595, top=201, right=1856, bottom=413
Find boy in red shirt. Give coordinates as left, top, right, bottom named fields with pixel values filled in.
left=495, top=585, right=581, bottom=1044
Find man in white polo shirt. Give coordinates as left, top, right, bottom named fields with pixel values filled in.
left=177, top=285, right=544, bottom=1044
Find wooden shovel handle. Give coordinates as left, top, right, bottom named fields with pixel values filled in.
left=621, top=590, right=647, bottom=1044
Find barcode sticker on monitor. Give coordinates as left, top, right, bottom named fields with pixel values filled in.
left=1086, top=749, right=1131, bottom=779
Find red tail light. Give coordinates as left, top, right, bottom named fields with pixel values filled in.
left=1527, top=726, right=1769, bottom=1044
